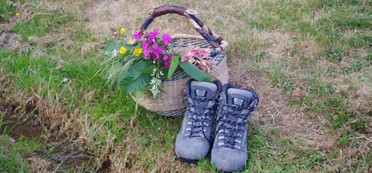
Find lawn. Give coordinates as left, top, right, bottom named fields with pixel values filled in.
left=0, top=0, right=371, bottom=172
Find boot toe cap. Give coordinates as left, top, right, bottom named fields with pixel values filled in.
left=211, top=147, right=247, bottom=172
left=175, top=134, right=210, bottom=161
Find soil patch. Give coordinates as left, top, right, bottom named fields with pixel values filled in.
left=0, top=1, right=33, bottom=51
left=0, top=102, right=42, bottom=140
left=0, top=23, right=22, bottom=50
left=0, top=98, right=107, bottom=172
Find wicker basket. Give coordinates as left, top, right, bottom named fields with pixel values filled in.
left=133, top=5, right=229, bottom=116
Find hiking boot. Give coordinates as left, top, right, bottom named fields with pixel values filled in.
left=175, top=79, right=222, bottom=163
left=211, top=84, right=259, bottom=172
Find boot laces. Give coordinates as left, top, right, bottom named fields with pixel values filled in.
left=185, top=96, right=215, bottom=140
left=215, top=105, right=247, bottom=149
left=215, top=96, right=258, bottom=149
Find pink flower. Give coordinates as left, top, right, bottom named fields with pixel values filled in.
left=179, top=45, right=219, bottom=77
left=192, top=49, right=200, bottom=56
left=162, top=33, right=172, bottom=45
left=133, top=32, right=142, bottom=39
left=147, top=29, right=160, bottom=40
left=181, top=56, right=188, bottom=62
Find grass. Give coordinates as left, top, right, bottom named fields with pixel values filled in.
left=0, top=0, right=371, bottom=172
left=0, top=134, right=41, bottom=173
left=0, top=0, right=16, bottom=22
left=13, top=10, right=74, bottom=40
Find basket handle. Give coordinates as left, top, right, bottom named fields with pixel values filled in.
left=136, top=5, right=228, bottom=57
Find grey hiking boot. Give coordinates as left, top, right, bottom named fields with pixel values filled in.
left=175, top=79, right=222, bottom=163
left=211, top=84, right=259, bottom=172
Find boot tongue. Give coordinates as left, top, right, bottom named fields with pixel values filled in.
left=195, top=89, right=207, bottom=97
left=190, top=81, right=218, bottom=98
left=232, top=97, right=245, bottom=106
left=227, top=88, right=252, bottom=107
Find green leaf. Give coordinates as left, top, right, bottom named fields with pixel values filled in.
left=120, top=60, right=153, bottom=94
left=131, top=60, right=152, bottom=71
left=167, top=55, right=180, bottom=78
left=121, top=73, right=151, bottom=94
left=179, top=62, right=212, bottom=82
left=142, top=64, right=156, bottom=75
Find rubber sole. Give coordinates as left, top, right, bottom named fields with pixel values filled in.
left=216, top=165, right=245, bottom=173
left=175, top=152, right=199, bottom=164
left=175, top=152, right=245, bottom=172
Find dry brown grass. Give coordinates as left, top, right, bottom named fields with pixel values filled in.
left=28, top=157, right=52, bottom=173
left=230, top=58, right=338, bottom=149
left=227, top=28, right=336, bottom=149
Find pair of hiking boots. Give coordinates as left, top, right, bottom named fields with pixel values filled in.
left=175, top=79, right=259, bottom=172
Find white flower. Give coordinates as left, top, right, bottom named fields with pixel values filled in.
left=155, top=79, right=161, bottom=85
left=150, top=78, right=156, bottom=85
left=151, top=68, right=157, bottom=76
left=112, top=49, right=117, bottom=57
left=151, top=85, right=158, bottom=90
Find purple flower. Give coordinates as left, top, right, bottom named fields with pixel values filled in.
left=142, top=41, right=149, bottom=49
left=152, top=43, right=163, bottom=59
left=164, top=61, right=171, bottom=68
left=147, top=29, right=160, bottom=40
left=142, top=41, right=151, bottom=57
left=163, top=58, right=171, bottom=68
left=133, top=32, right=142, bottom=39
left=162, top=33, right=172, bottom=45
left=162, top=55, right=169, bottom=61
left=144, top=48, right=151, bottom=57
left=169, top=53, right=174, bottom=60
left=162, top=54, right=173, bottom=60
left=162, top=54, right=174, bottom=69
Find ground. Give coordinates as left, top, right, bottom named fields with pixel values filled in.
left=0, top=0, right=371, bottom=172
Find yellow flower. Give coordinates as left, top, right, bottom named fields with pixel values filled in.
left=120, top=27, right=125, bottom=35
left=133, top=48, right=143, bottom=57
left=127, top=39, right=133, bottom=44
left=119, top=46, right=127, bottom=55
left=15, top=12, right=20, bottom=17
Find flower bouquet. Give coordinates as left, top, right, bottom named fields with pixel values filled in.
left=102, top=5, right=228, bottom=116
left=105, top=28, right=218, bottom=98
